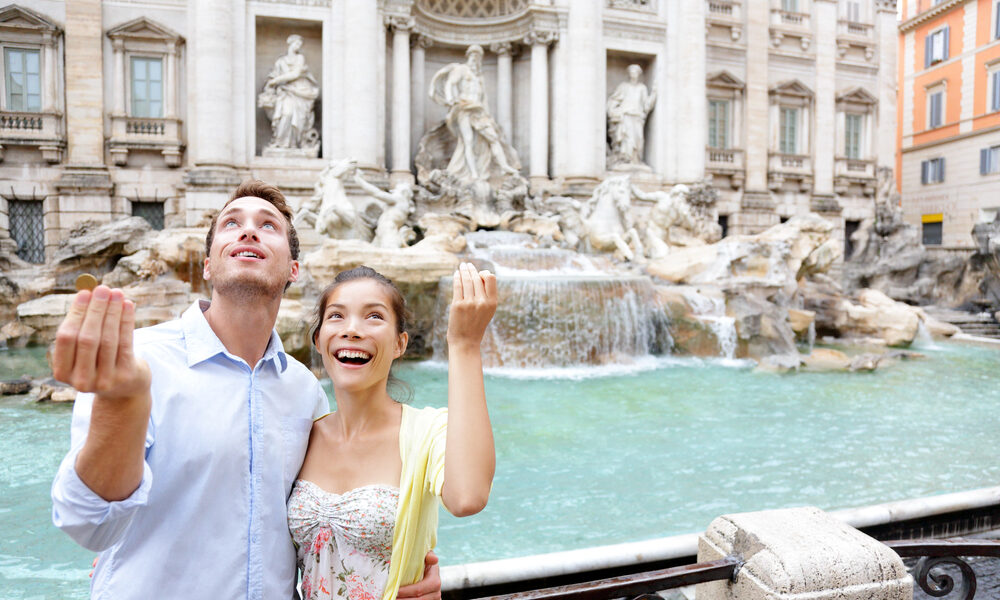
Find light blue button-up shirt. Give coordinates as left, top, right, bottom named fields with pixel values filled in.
left=52, top=301, right=328, bottom=600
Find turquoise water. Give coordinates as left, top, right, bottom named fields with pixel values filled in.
left=2, top=343, right=999, bottom=598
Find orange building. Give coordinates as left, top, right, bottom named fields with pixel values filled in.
left=897, top=0, right=1000, bottom=247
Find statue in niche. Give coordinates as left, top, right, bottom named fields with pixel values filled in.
left=582, top=175, right=644, bottom=261
left=294, top=158, right=371, bottom=240
left=258, top=34, right=320, bottom=157
left=353, top=173, right=416, bottom=249
left=607, top=64, right=656, bottom=169
left=427, top=45, right=521, bottom=182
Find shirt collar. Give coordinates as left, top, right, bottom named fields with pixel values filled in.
left=181, top=300, right=289, bottom=371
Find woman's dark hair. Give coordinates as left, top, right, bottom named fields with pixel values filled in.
left=311, top=266, right=413, bottom=403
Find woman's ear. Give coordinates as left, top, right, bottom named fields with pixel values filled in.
left=395, top=332, right=409, bottom=359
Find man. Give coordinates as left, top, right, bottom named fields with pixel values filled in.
left=51, top=180, right=440, bottom=599
left=430, top=44, right=519, bottom=181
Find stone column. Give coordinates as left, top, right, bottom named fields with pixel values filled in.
left=733, top=0, right=777, bottom=234
left=491, top=42, right=513, bottom=142
left=165, top=42, right=177, bottom=118
left=112, top=39, right=126, bottom=115
left=182, top=0, right=239, bottom=226
left=812, top=0, right=837, bottom=202
left=41, top=31, right=57, bottom=112
left=875, top=0, right=897, bottom=170
left=697, top=507, right=911, bottom=600
left=558, top=3, right=603, bottom=192
left=667, top=0, right=707, bottom=182
left=526, top=31, right=555, bottom=190
left=411, top=36, right=431, bottom=161
left=54, top=0, right=112, bottom=255
left=342, top=2, right=383, bottom=176
left=388, top=16, right=414, bottom=185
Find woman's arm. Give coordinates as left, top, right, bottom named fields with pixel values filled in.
left=440, top=262, right=497, bottom=517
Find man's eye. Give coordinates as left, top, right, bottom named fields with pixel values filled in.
left=224, top=219, right=238, bottom=227
left=262, top=222, right=276, bottom=230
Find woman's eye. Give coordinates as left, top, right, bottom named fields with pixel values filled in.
left=368, top=313, right=384, bottom=320
left=326, top=312, right=342, bottom=320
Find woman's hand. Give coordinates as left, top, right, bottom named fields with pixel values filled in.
left=446, top=262, right=497, bottom=351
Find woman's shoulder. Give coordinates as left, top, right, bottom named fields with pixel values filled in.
left=400, top=405, right=447, bottom=440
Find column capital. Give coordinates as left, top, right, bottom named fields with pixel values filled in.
left=112, top=38, right=125, bottom=52
left=875, top=0, right=898, bottom=13
left=384, top=14, right=415, bottom=33
left=414, top=34, right=434, bottom=49
left=523, top=26, right=558, bottom=46
left=490, top=41, right=513, bottom=56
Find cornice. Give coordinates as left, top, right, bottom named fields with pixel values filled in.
left=899, top=0, right=969, bottom=33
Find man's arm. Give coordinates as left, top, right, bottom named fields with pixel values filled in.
left=51, top=286, right=154, bottom=551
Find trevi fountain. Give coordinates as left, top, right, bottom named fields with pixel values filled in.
left=3, top=38, right=1000, bottom=600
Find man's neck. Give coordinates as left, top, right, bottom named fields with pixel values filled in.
left=202, top=293, right=282, bottom=369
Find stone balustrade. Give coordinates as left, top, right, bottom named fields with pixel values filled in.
left=107, top=114, right=183, bottom=167
left=838, top=18, right=874, bottom=38
left=706, top=147, right=745, bottom=189
left=0, top=110, right=64, bottom=163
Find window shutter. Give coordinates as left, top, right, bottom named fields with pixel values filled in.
left=925, top=35, right=932, bottom=68
left=992, top=71, right=1000, bottom=112
left=983, top=148, right=991, bottom=175
left=940, top=158, right=945, bottom=182
left=943, top=27, right=950, bottom=60
left=996, top=1, right=1000, bottom=40
left=921, top=160, right=928, bottom=184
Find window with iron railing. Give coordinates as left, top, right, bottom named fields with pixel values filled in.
left=8, top=199, right=44, bottom=263
left=132, top=200, right=165, bottom=230
left=4, top=48, right=41, bottom=112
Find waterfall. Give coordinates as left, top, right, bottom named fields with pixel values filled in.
left=680, top=288, right=737, bottom=359
left=807, top=320, right=816, bottom=353
left=912, top=320, right=940, bottom=350
left=432, top=232, right=673, bottom=368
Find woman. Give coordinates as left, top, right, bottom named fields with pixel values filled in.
left=289, top=263, right=497, bottom=600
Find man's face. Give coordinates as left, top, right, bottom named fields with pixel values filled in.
left=203, top=197, right=299, bottom=303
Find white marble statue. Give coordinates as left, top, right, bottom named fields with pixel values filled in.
left=582, top=175, right=644, bottom=261
left=295, top=158, right=370, bottom=240
left=353, top=173, right=416, bottom=249
left=258, top=34, right=320, bottom=157
left=631, top=184, right=704, bottom=258
left=607, top=65, right=656, bottom=168
left=429, top=45, right=520, bottom=182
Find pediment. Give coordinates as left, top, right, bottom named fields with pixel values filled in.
left=0, top=5, right=61, bottom=33
left=836, top=86, right=877, bottom=105
left=770, top=79, right=813, bottom=98
left=706, top=70, right=744, bottom=90
left=107, top=17, right=183, bottom=43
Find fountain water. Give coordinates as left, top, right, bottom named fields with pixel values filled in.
left=680, top=289, right=738, bottom=359
left=431, top=232, right=673, bottom=368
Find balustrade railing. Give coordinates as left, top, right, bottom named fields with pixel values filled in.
left=474, top=540, right=1000, bottom=600
left=125, top=119, right=167, bottom=136
left=838, top=19, right=873, bottom=37
left=707, top=0, right=739, bottom=17
left=0, top=112, right=44, bottom=131
left=772, top=8, right=810, bottom=27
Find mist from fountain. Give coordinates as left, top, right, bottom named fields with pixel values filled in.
left=430, top=232, right=673, bottom=372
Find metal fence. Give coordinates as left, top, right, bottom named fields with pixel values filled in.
left=8, top=199, right=44, bottom=263
left=132, top=200, right=164, bottom=230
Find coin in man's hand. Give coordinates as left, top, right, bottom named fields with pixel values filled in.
left=74, top=273, right=99, bottom=292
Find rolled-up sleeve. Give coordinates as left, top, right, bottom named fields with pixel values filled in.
left=51, top=392, right=154, bottom=552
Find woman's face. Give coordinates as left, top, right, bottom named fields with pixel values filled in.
left=316, top=279, right=407, bottom=395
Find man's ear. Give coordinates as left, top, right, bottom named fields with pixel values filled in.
left=288, top=260, right=300, bottom=284
left=203, top=256, right=211, bottom=282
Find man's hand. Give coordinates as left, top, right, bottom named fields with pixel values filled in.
left=397, top=551, right=442, bottom=600
left=53, top=285, right=150, bottom=400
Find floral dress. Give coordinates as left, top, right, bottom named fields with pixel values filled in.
left=288, top=480, right=399, bottom=600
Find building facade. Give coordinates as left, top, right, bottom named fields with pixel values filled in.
left=897, top=0, right=1000, bottom=248
left=0, top=0, right=895, bottom=264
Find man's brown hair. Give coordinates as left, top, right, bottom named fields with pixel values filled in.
left=204, top=179, right=300, bottom=260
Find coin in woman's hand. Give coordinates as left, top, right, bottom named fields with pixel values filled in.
left=74, top=273, right=98, bottom=291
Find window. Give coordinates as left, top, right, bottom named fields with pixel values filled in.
left=921, top=214, right=942, bottom=246
left=845, top=0, right=861, bottom=22
left=130, top=56, right=163, bottom=118
left=844, top=113, right=863, bottom=159
left=927, top=89, right=943, bottom=128
left=982, top=145, right=1000, bottom=175
left=708, top=99, right=729, bottom=149
left=990, top=68, right=1000, bottom=113
left=8, top=199, right=44, bottom=263
left=925, top=27, right=949, bottom=67
left=132, top=200, right=165, bottom=230
left=4, top=47, right=40, bottom=112
left=780, top=107, right=798, bottom=154
left=782, top=0, right=798, bottom=11
left=996, top=1, right=1000, bottom=40
left=718, top=214, right=728, bottom=238
left=844, top=220, right=860, bottom=259
left=921, top=157, right=945, bottom=184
